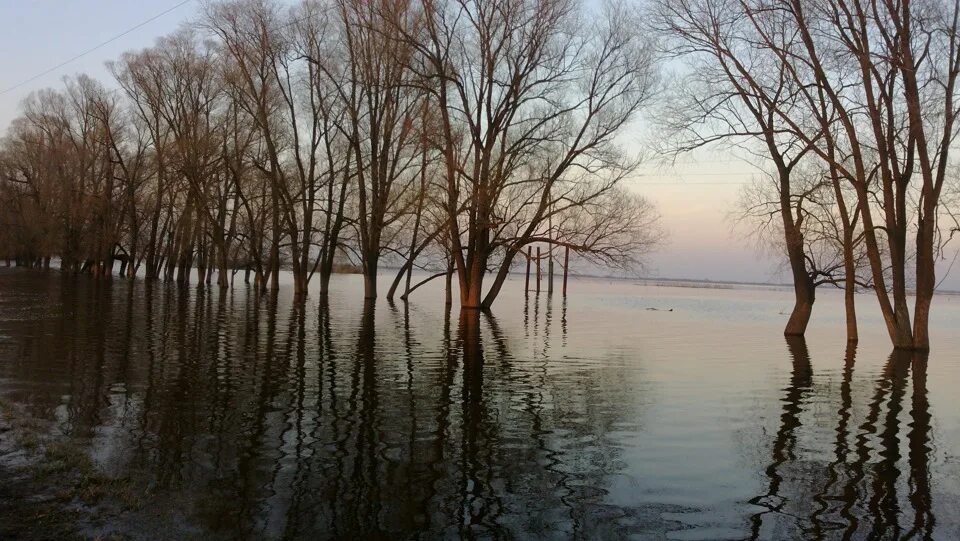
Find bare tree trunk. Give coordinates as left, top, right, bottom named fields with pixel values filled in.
left=462, top=257, right=485, bottom=309
left=783, top=237, right=815, bottom=337
left=145, top=174, right=165, bottom=281
left=318, top=255, right=333, bottom=297
left=913, top=216, right=936, bottom=351
left=387, top=263, right=409, bottom=301
left=363, top=250, right=379, bottom=299
left=842, top=231, right=858, bottom=343
left=267, top=178, right=281, bottom=292
left=481, top=246, right=522, bottom=309
left=445, top=256, right=453, bottom=306
left=196, top=225, right=208, bottom=286
left=397, top=147, right=428, bottom=302
left=784, top=279, right=815, bottom=337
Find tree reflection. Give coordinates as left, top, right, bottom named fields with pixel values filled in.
left=749, top=340, right=935, bottom=539
left=809, top=342, right=857, bottom=538
left=0, top=275, right=946, bottom=539
left=749, top=336, right=813, bottom=538
left=906, top=352, right=934, bottom=539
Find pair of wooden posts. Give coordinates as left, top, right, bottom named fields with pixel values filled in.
left=524, top=245, right=569, bottom=296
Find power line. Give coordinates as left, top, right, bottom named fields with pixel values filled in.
left=1, top=0, right=194, bottom=96
left=633, top=182, right=749, bottom=186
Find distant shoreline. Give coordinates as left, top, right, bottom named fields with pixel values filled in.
left=493, top=270, right=960, bottom=296
left=4, top=265, right=958, bottom=296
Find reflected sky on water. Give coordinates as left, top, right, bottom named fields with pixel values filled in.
left=0, top=269, right=958, bottom=540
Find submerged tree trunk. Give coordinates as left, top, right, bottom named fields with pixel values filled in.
left=445, top=257, right=453, bottom=306
left=318, top=256, right=333, bottom=297
left=842, top=241, right=858, bottom=343
left=481, top=247, right=520, bottom=310
left=784, top=277, right=815, bottom=337
left=363, top=251, right=379, bottom=299
left=913, top=216, right=936, bottom=351
left=777, top=162, right=815, bottom=337
left=461, top=256, right=486, bottom=309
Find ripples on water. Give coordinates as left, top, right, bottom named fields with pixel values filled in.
left=0, top=269, right=958, bottom=540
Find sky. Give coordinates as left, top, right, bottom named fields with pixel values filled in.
left=1, top=1, right=958, bottom=290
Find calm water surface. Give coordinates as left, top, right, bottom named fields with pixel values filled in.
left=0, top=269, right=958, bottom=540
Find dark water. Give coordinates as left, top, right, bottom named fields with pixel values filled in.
left=0, top=269, right=958, bottom=540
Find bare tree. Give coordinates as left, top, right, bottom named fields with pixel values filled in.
left=749, top=0, right=960, bottom=350
left=653, top=0, right=837, bottom=337
left=737, top=165, right=869, bottom=341
left=409, top=0, right=660, bottom=309
left=317, top=0, right=425, bottom=299
left=657, top=0, right=960, bottom=350
left=0, top=0, right=665, bottom=313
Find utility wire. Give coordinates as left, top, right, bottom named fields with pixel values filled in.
left=1, top=0, right=194, bottom=95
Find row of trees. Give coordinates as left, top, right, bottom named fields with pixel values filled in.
left=4, top=0, right=957, bottom=350
left=655, top=0, right=960, bottom=350
left=0, top=0, right=661, bottom=309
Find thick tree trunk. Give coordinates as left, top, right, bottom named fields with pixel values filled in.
left=779, top=163, right=815, bottom=337
left=319, top=260, right=332, bottom=297
left=293, top=269, right=308, bottom=297
left=363, top=252, right=379, bottom=299
left=784, top=280, right=815, bottom=337
left=461, top=259, right=485, bottom=309
left=217, top=240, right=229, bottom=289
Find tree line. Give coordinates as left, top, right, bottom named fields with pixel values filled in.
left=0, top=0, right=661, bottom=309
left=3, top=0, right=959, bottom=351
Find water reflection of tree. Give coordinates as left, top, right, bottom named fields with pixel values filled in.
left=749, top=336, right=812, bottom=538
left=748, top=339, right=935, bottom=539
left=6, top=279, right=660, bottom=539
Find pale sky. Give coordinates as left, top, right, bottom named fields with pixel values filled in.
left=1, top=1, right=957, bottom=290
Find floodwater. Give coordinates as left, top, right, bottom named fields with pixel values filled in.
left=0, top=268, right=958, bottom=540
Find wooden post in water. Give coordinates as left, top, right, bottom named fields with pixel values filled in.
left=548, top=246, right=554, bottom=295
left=563, top=246, right=569, bottom=297
left=548, top=212, right=555, bottom=295
left=536, top=246, right=541, bottom=293
left=525, top=247, right=532, bottom=293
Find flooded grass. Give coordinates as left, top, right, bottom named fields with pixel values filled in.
left=0, top=399, right=148, bottom=539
